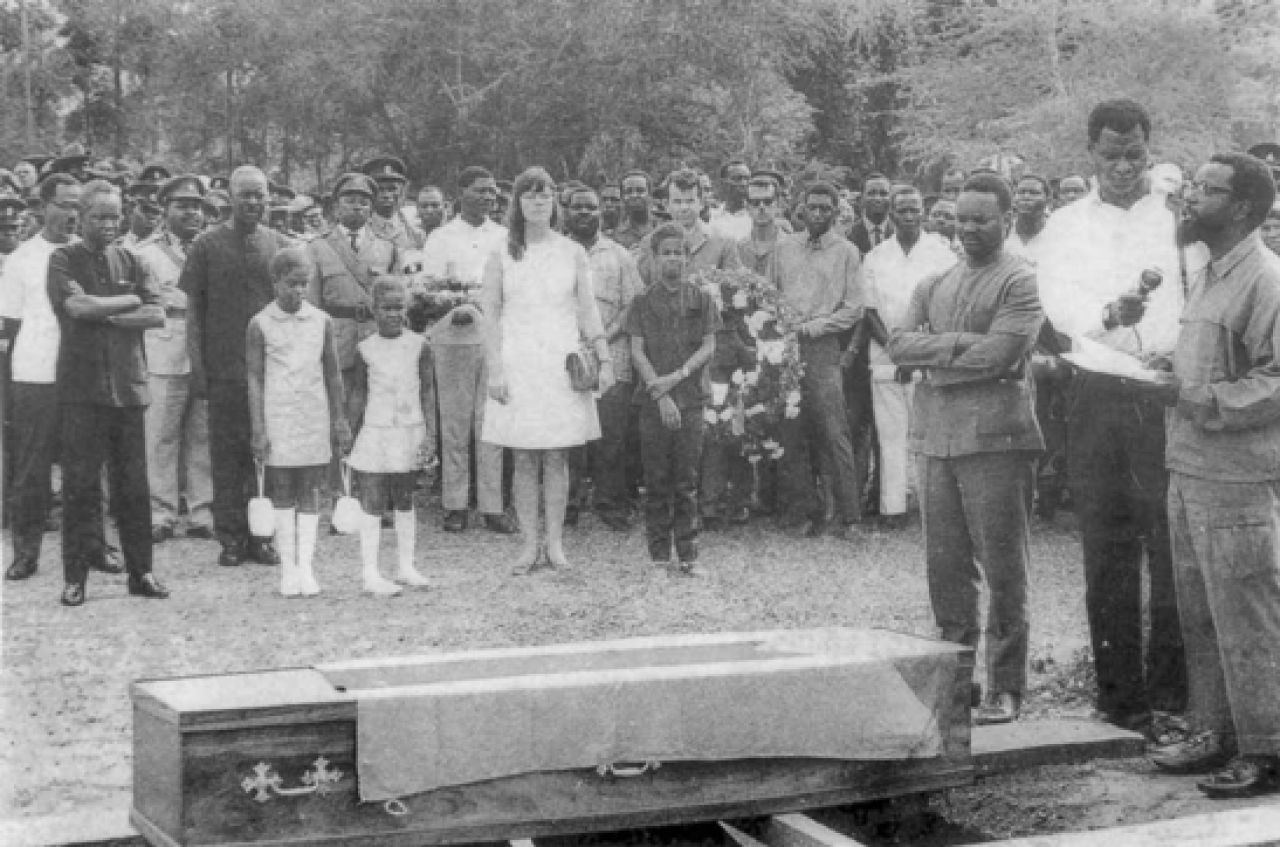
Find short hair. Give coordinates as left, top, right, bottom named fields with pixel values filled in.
left=890, top=184, right=922, bottom=208
left=621, top=170, right=651, bottom=191
left=269, top=246, right=314, bottom=280
left=650, top=222, right=686, bottom=256
left=961, top=172, right=1014, bottom=213
left=417, top=185, right=444, bottom=199
left=862, top=173, right=890, bottom=190
left=804, top=181, right=841, bottom=205
left=567, top=184, right=599, bottom=204
left=719, top=159, right=750, bottom=179
left=457, top=166, right=493, bottom=191
left=37, top=173, right=79, bottom=203
left=1088, top=98, right=1151, bottom=144
left=79, top=179, right=119, bottom=211
left=1211, top=152, right=1278, bottom=229
left=747, top=177, right=778, bottom=197
left=372, top=276, right=407, bottom=305
left=1016, top=173, right=1050, bottom=194
left=667, top=168, right=703, bottom=199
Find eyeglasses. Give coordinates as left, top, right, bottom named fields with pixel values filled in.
left=747, top=198, right=775, bottom=208
left=1185, top=181, right=1232, bottom=197
left=48, top=199, right=81, bottom=211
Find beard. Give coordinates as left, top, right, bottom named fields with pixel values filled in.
left=1178, top=215, right=1216, bottom=247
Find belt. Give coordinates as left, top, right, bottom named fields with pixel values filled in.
left=165, top=307, right=187, bottom=318
left=327, top=304, right=373, bottom=321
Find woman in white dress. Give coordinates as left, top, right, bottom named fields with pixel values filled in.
left=481, top=167, right=615, bottom=571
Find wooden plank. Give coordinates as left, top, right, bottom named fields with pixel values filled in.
left=508, top=840, right=536, bottom=847
left=763, top=813, right=869, bottom=847
left=972, top=719, right=1145, bottom=775
left=984, top=803, right=1280, bottom=846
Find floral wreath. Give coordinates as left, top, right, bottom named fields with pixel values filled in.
left=405, top=267, right=483, bottom=331
left=691, top=267, right=805, bottom=464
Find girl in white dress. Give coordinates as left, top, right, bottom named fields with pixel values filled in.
left=481, top=166, right=614, bottom=572
left=346, top=278, right=435, bottom=595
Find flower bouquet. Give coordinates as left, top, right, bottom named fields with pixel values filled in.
left=405, top=266, right=483, bottom=332
left=691, top=267, right=805, bottom=465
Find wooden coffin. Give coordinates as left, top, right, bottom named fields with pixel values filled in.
left=130, top=628, right=974, bottom=847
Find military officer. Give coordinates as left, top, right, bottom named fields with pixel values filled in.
left=362, top=156, right=418, bottom=251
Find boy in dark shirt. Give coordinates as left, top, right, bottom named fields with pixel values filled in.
left=626, top=223, right=720, bottom=573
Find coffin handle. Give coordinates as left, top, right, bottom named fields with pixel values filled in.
left=596, top=760, right=661, bottom=778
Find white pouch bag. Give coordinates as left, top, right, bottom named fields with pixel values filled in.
left=247, top=461, right=275, bottom=538
left=330, top=461, right=364, bottom=535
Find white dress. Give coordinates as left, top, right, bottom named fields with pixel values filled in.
left=347, top=331, right=428, bottom=473
left=481, top=235, right=601, bottom=450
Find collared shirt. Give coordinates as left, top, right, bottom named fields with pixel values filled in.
left=0, top=234, right=64, bottom=383
left=736, top=225, right=788, bottom=277
left=180, top=221, right=292, bottom=382
left=1036, top=188, right=1184, bottom=355
left=135, top=230, right=192, bottom=376
left=609, top=216, right=655, bottom=250
left=1004, top=225, right=1049, bottom=267
left=370, top=209, right=420, bottom=251
left=420, top=216, right=507, bottom=285
left=625, top=280, right=721, bottom=410
left=769, top=229, right=864, bottom=338
left=863, top=216, right=890, bottom=247
left=1167, top=234, right=1280, bottom=482
left=864, top=233, right=957, bottom=373
left=635, top=220, right=742, bottom=286
left=707, top=206, right=753, bottom=243
left=47, top=242, right=161, bottom=407
left=583, top=235, right=642, bottom=383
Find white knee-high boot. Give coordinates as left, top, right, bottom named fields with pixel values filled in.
left=394, top=510, right=428, bottom=586
left=296, top=512, right=321, bottom=596
left=360, top=513, right=401, bottom=596
left=275, top=508, right=299, bottom=597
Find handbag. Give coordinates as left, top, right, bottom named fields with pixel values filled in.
left=247, top=461, right=275, bottom=538
left=566, top=343, right=600, bottom=392
left=330, top=461, right=364, bottom=535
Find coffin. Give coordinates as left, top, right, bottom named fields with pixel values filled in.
left=130, top=628, right=973, bottom=847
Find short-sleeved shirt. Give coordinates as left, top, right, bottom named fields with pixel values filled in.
left=180, top=221, right=291, bottom=382
left=0, top=234, right=64, bottom=384
left=625, top=280, right=721, bottom=410
left=47, top=242, right=161, bottom=407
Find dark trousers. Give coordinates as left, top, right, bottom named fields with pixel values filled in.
left=700, top=440, right=752, bottom=519
left=208, top=379, right=254, bottom=548
left=61, top=403, right=151, bottom=583
left=1031, top=358, right=1069, bottom=514
left=922, top=451, right=1035, bottom=695
left=843, top=356, right=876, bottom=518
left=591, top=381, right=632, bottom=516
left=1068, top=377, right=1186, bottom=717
left=779, top=336, right=861, bottom=524
left=639, top=402, right=703, bottom=561
left=8, top=382, right=58, bottom=560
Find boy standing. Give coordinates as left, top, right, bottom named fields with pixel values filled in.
left=627, top=223, right=720, bottom=573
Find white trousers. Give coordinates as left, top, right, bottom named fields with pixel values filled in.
left=871, top=378, right=914, bottom=516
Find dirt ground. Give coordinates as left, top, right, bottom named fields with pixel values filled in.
left=2, top=496, right=1278, bottom=844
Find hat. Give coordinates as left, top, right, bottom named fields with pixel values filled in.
left=287, top=195, right=315, bottom=214
left=46, top=143, right=92, bottom=178
left=209, top=175, right=230, bottom=191
left=139, top=163, right=172, bottom=184
left=269, top=182, right=296, bottom=201
left=751, top=168, right=787, bottom=190
left=158, top=175, right=206, bottom=205
left=126, top=182, right=160, bottom=203
left=361, top=156, right=408, bottom=184
left=333, top=172, right=377, bottom=199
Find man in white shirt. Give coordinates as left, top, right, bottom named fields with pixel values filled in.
left=1005, top=174, right=1051, bottom=266
left=420, top=166, right=513, bottom=534
left=707, top=160, right=753, bottom=243
left=1, top=175, right=80, bottom=580
left=1036, top=98, right=1187, bottom=736
left=861, top=186, right=957, bottom=526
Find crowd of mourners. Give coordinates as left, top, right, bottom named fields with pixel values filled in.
left=5, top=95, right=1280, bottom=798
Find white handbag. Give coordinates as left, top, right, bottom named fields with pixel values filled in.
left=247, top=461, right=275, bottom=538
left=330, top=461, right=364, bottom=535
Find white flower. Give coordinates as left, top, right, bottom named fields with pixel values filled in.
left=747, top=453, right=763, bottom=464
left=743, top=369, right=760, bottom=387
left=732, top=291, right=749, bottom=310
left=719, top=407, right=735, bottom=422
left=770, top=447, right=785, bottom=460
left=703, top=408, right=718, bottom=425
left=786, top=390, right=802, bottom=406
left=747, top=310, right=770, bottom=335
left=762, top=439, right=779, bottom=451
left=784, top=405, right=800, bottom=419
left=764, top=343, right=785, bottom=366
left=744, top=404, right=766, bottom=418
left=711, top=381, right=729, bottom=405
left=730, top=369, right=744, bottom=386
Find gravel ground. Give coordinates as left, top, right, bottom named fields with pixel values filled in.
left=1, top=496, right=1271, bottom=843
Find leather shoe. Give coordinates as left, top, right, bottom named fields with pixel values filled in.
left=443, top=510, right=468, bottom=533
left=5, top=555, right=38, bottom=581
left=728, top=506, right=751, bottom=525
left=483, top=512, right=518, bottom=534
left=246, top=539, right=280, bottom=565
left=974, top=692, right=1021, bottom=725
left=1151, top=730, right=1235, bottom=774
left=186, top=525, right=214, bottom=540
left=802, top=517, right=829, bottom=538
left=127, top=573, right=170, bottom=599
left=152, top=524, right=174, bottom=544
left=563, top=505, right=580, bottom=528
left=60, top=582, right=85, bottom=607
left=1197, top=756, right=1280, bottom=798
left=218, top=543, right=244, bottom=567
left=90, top=546, right=125, bottom=574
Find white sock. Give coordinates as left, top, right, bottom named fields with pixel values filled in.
left=394, top=510, right=428, bottom=586
left=296, top=512, right=321, bottom=596
left=360, top=513, right=401, bottom=596
left=275, top=508, right=299, bottom=597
